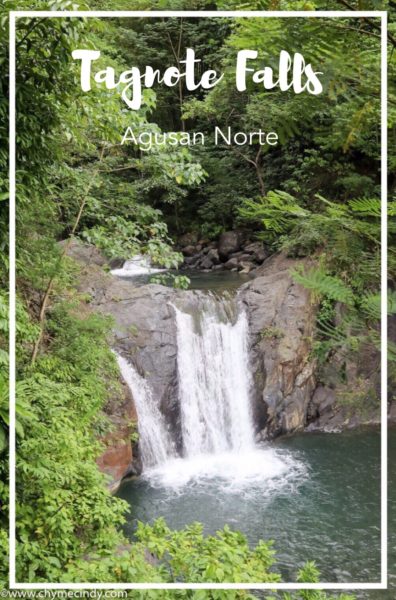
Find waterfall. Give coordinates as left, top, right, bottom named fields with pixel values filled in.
left=115, top=354, right=175, bottom=469
left=116, top=294, right=256, bottom=466
left=114, top=292, right=308, bottom=493
left=116, top=294, right=301, bottom=490
left=172, top=297, right=254, bottom=457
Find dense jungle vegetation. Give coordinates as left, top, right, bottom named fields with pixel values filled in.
left=0, top=0, right=395, bottom=595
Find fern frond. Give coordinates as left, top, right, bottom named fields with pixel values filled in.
left=348, top=198, right=381, bottom=217
left=360, top=291, right=396, bottom=321
left=291, top=266, right=355, bottom=306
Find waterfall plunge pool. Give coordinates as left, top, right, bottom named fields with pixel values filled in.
left=113, top=269, right=386, bottom=584
left=118, top=429, right=384, bottom=584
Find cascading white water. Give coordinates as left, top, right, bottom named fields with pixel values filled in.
left=116, top=294, right=306, bottom=491
left=172, top=298, right=254, bottom=456
left=115, top=354, right=175, bottom=469
left=111, top=254, right=166, bottom=277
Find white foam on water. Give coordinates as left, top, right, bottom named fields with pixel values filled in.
left=142, top=447, right=307, bottom=495
left=111, top=254, right=166, bottom=277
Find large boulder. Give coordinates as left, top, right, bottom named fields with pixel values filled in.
left=200, top=256, right=214, bottom=270
left=207, top=248, right=220, bottom=265
left=243, top=242, right=269, bottom=264
left=218, top=231, right=244, bottom=261
left=224, top=257, right=239, bottom=270
left=238, top=253, right=318, bottom=437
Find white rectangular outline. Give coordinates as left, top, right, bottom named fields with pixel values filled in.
left=8, top=9, right=388, bottom=591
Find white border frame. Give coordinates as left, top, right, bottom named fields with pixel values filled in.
left=8, top=9, right=388, bottom=591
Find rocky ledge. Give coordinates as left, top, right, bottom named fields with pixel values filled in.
left=239, top=253, right=385, bottom=437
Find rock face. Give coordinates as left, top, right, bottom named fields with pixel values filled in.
left=78, top=264, right=183, bottom=448
left=239, top=252, right=383, bottom=435
left=76, top=258, right=217, bottom=456
left=239, top=253, right=318, bottom=437
left=62, top=238, right=107, bottom=267
left=96, top=380, right=140, bottom=492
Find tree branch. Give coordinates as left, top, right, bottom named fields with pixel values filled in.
left=166, top=20, right=185, bottom=132
left=16, top=20, right=42, bottom=49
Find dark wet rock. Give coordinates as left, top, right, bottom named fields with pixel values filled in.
left=62, top=238, right=107, bottom=267
left=305, top=402, right=380, bottom=433
left=254, top=248, right=268, bottom=263
left=228, top=251, right=244, bottom=259
left=182, top=245, right=197, bottom=257
left=243, top=242, right=269, bottom=264
left=207, top=248, right=220, bottom=265
left=224, top=257, right=240, bottom=270
left=200, top=256, right=215, bottom=270
left=109, top=257, right=125, bottom=269
left=244, top=242, right=262, bottom=255
left=307, top=385, right=336, bottom=420
left=181, top=233, right=260, bottom=271
left=218, top=231, right=244, bottom=261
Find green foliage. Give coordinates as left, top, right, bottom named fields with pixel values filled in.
left=135, top=518, right=280, bottom=587
left=150, top=273, right=191, bottom=289
left=260, top=326, right=284, bottom=340
left=180, top=9, right=387, bottom=234
left=14, top=298, right=129, bottom=582
left=82, top=213, right=183, bottom=267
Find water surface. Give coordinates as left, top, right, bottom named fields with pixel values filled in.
left=113, top=267, right=252, bottom=292
left=118, top=429, right=386, bottom=584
